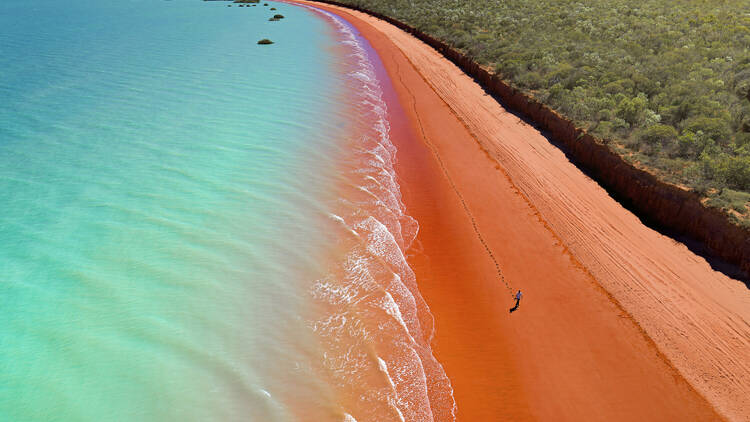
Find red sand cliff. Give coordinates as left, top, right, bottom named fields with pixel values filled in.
left=306, top=0, right=750, bottom=278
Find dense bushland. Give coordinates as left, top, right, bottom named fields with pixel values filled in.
left=337, top=0, right=750, bottom=221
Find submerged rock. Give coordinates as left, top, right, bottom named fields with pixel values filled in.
left=257, top=38, right=273, bottom=45
left=273, top=14, right=284, bottom=19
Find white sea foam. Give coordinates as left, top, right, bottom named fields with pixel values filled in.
left=298, top=4, right=458, bottom=421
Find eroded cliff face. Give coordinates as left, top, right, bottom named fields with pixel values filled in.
left=478, top=75, right=750, bottom=277
left=315, top=0, right=749, bottom=276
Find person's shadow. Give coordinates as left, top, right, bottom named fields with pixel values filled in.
left=509, top=299, right=520, bottom=313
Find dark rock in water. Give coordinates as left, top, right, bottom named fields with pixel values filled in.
left=273, top=14, right=284, bottom=19
left=269, top=17, right=279, bottom=21
left=270, top=7, right=276, bottom=10
left=264, top=3, right=268, bottom=5
left=257, top=38, right=273, bottom=45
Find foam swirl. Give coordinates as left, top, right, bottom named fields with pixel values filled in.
left=297, top=4, right=458, bottom=421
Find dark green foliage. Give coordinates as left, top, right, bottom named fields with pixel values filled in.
left=336, top=0, right=750, bottom=205
left=682, top=117, right=732, bottom=145
left=639, top=124, right=678, bottom=145
left=257, top=38, right=273, bottom=44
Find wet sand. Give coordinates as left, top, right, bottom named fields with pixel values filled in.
left=294, top=2, right=750, bottom=420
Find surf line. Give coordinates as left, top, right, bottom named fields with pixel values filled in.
left=388, top=50, right=515, bottom=298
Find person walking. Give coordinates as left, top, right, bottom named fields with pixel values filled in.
left=509, top=289, right=522, bottom=313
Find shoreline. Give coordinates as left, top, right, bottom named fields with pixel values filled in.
left=293, top=1, right=750, bottom=283
left=290, top=1, right=750, bottom=420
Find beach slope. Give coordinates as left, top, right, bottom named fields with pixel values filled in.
left=294, top=2, right=750, bottom=420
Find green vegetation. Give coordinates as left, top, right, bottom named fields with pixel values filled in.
left=707, top=188, right=750, bottom=227
left=257, top=38, right=274, bottom=44
left=338, top=0, right=750, bottom=220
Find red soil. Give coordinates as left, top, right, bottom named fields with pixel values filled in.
left=374, top=46, right=722, bottom=421
left=293, top=2, right=750, bottom=420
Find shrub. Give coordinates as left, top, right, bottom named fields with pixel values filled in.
left=592, top=121, right=615, bottom=139
left=682, top=116, right=732, bottom=145
left=707, top=188, right=750, bottom=213
left=716, top=154, right=750, bottom=191
left=639, top=124, right=678, bottom=145
left=736, top=133, right=750, bottom=148
left=517, top=71, right=544, bottom=90
left=616, top=93, right=649, bottom=125
left=604, top=79, right=635, bottom=95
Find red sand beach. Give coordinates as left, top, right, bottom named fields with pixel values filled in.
left=295, top=2, right=750, bottom=420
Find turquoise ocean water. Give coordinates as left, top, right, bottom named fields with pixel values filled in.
left=0, top=1, right=455, bottom=420
left=0, top=0, right=350, bottom=419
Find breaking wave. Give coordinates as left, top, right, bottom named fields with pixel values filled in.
left=298, top=5, right=457, bottom=422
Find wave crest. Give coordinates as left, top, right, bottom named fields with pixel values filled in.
left=298, top=5, right=457, bottom=421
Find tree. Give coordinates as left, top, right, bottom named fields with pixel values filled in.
left=640, top=124, right=678, bottom=145
left=616, top=93, right=649, bottom=125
